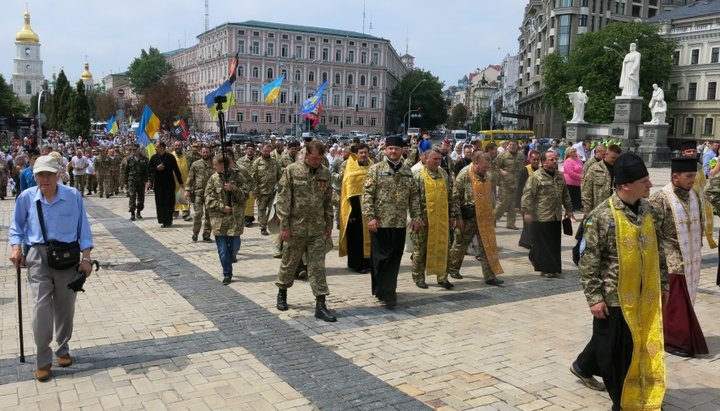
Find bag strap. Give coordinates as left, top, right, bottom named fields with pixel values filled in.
left=35, top=199, right=48, bottom=243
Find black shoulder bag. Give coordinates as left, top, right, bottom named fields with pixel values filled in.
left=36, top=200, right=81, bottom=270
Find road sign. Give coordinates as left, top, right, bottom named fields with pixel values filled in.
left=117, top=89, right=125, bottom=98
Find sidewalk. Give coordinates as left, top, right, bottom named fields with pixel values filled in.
left=0, top=167, right=718, bottom=410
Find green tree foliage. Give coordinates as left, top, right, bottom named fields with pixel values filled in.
left=388, top=69, right=448, bottom=132
left=127, top=47, right=173, bottom=95
left=447, top=103, right=469, bottom=129
left=93, top=91, right=118, bottom=121
left=470, top=108, right=491, bottom=132
left=65, top=81, right=90, bottom=138
left=542, top=22, right=676, bottom=124
left=0, top=74, right=26, bottom=116
left=51, top=70, right=72, bottom=130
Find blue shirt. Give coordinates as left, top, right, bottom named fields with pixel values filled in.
left=9, top=184, right=93, bottom=251
left=20, top=166, right=36, bottom=192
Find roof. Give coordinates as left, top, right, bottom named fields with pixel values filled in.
left=646, top=0, right=720, bottom=23
left=162, top=48, right=185, bottom=58
left=207, top=20, right=385, bottom=41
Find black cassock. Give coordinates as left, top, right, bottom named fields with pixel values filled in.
left=148, top=152, right=183, bottom=226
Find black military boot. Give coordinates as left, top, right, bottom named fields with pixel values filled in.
left=276, top=289, right=289, bottom=311
left=130, top=211, right=136, bottom=221
left=314, top=295, right=337, bottom=322
left=136, top=211, right=143, bottom=219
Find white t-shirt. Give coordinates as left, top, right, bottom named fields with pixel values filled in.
left=72, top=156, right=89, bottom=176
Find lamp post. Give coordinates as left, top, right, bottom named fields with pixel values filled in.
left=407, top=78, right=426, bottom=134
left=37, top=81, right=48, bottom=149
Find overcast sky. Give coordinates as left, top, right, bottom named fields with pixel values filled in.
left=2, top=0, right=528, bottom=89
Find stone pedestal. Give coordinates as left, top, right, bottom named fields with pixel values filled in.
left=609, top=96, right=644, bottom=144
left=636, top=124, right=672, bottom=167
left=565, top=122, right=589, bottom=142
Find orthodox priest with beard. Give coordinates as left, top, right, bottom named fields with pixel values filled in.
left=339, top=143, right=373, bottom=273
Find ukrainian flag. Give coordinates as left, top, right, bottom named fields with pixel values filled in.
left=204, top=80, right=235, bottom=118
left=105, top=115, right=118, bottom=134
left=137, top=105, right=159, bottom=158
left=300, top=81, right=327, bottom=115
left=262, top=75, right=284, bottom=104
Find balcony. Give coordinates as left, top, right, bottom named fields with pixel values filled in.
left=669, top=23, right=720, bottom=35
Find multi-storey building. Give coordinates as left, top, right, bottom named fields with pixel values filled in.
left=493, top=54, right=521, bottom=130
left=648, top=1, right=720, bottom=143
left=165, top=20, right=408, bottom=134
left=11, top=10, right=45, bottom=106
left=516, top=0, right=694, bottom=139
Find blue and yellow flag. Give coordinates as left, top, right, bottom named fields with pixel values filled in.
left=137, top=105, right=159, bottom=158
left=300, top=81, right=327, bottom=115
left=105, top=115, right=118, bottom=134
left=262, top=75, right=284, bottom=104
left=204, top=80, right=235, bottom=118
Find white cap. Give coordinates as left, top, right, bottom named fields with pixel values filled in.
left=33, top=155, right=59, bottom=174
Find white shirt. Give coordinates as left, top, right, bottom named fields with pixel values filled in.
left=72, top=156, right=89, bottom=176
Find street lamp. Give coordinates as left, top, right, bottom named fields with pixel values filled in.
left=407, top=78, right=426, bottom=134
left=37, top=81, right=48, bottom=149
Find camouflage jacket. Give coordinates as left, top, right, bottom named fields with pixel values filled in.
left=649, top=186, right=704, bottom=275
left=280, top=152, right=297, bottom=169
left=276, top=161, right=333, bottom=237
left=579, top=193, right=669, bottom=307
left=452, top=166, right=494, bottom=219
left=121, top=155, right=149, bottom=186
left=330, top=156, right=346, bottom=192
left=236, top=155, right=256, bottom=192
left=520, top=167, right=573, bottom=222
left=105, top=156, right=121, bottom=176
left=494, top=150, right=525, bottom=189
left=413, top=166, right=457, bottom=223
left=187, top=151, right=202, bottom=167
left=704, top=173, right=720, bottom=207
left=362, top=159, right=421, bottom=228
left=187, top=158, right=214, bottom=198
left=250, top=156, right=282, bottom=195
left=94, top=154, right=107, bottom=174
left=581, top=160, right=614, bottom=214
left=204, top=169, right=248, bottom=237
left=582, top=156, right=600, bottom=179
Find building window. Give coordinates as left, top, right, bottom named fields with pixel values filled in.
left=345, top=116, right=352, bottom=126
left=296, top=35, right=302, bottom=41
left=346, top=95, right=353, bottom=107
left=691, top=49, right=699, bottom=64
left=252, top=67, right=259, bottom=78
left=709, top=82, right=717, bottom=100
left=238, top=40, right=245, bottom=54
left=265, top=112, right=273, bottom=123
left=370, top=117, right=376, bottom=126
left=673, top=51, right=680, bottom=65
left=335, top=49, right=342, bottom=62
left=295, top=45, right=303, bottom=59
left=236, top=111, right=244, bottom=122
left=689, top=82, right=697, bottom=100
left=253, top=31, right=260, bottom=37
left=359, top=95, right=366, bottom=108
left=358, top=117, right=364, bottom=126
left=295, top=70, right=301, bottom=81
left=335, top=73, right=341, bottom=84
left=251, top=111, right=259, bottom=123
left=360, top=75, right=366, bottom=86
left=267, top=42, right=275, bottom=57
left=581, top=0, right=588, bottom=6
left=372, top=76, right=378, bottom=87
left=348, top=50, right=355, bottom=63
left=280, top=69, right=287, bottom=79
left=252, top=41, right=260, bottom=55
left=251, top=89, right=259, bottom=103
left=684, top=117, right=694, bottom=134
left=237, top=66, right=245, bottom=78
left=712, top=48, right=720, bottom=64
left=333, top=116, right=340, bottom=125
left=25, top=81, right=32, bottom=95
left=372, top=52, right=379, bottom=65
left=236, top=89, right=245, bottom=103
left=361, top=52, right=367, bottom=64
left=281, top=44, right=289, bottom=58
left=560, top=0, right=572, bottom=6
left=322, top=48, right=329, bottom=61
left=308, top=71, right=315, bottom=82
left=371, top=96, right=377, bottom=108
left=309, top=46, right=316, bottom=60
left=267, top=68, right=274, bottom=80
left=280, top=91, right=287, bottom=104
left=579, top=15, right=587, bottom=27
left=704, top=118, right=713, bottom=135
left=333, top=94, right=341, bottom=106
left=558, top=15, right=571, bottom=55
left=348, top=74, right=354, bottom=85
left=280, top=113, right=286, bottom=123
left=322, top=72, right=328, bottom=83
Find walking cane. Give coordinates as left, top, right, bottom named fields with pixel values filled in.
left=16, top=264, right=25, bottom=363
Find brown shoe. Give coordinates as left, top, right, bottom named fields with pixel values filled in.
left=570, top=362, right=605, bottom=391
left=57, top=354, right=73, bottom=367
left=34, top=364, right=52, bottom=382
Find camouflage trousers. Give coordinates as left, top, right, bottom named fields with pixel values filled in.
left=410, top=227, right=449, bottom=283
left=73, top=174, right=88, bottom=195
left=104, top=174, right=118, bottom=196
left=275, top=234, right=329, bottom=297
left=447, top=217, right=496, bottom=281
left=332, top=190, right=340, bottom=227
left=493, top=185, right=517, bottom=227
left=256, top=194, right=273, bottom=226
left=96, top=172, right=105, bottom=196
left=128, top=182, right=145, bottom=213
left=193, top=196, right=211, bottom=238
left=87, top=174, right=97, bottom=193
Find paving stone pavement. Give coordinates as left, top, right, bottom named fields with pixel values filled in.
left=1, top=167, right=719, bottom=410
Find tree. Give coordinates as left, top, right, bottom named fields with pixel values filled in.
left=65, top=80, right=90, bottom=138
left=140, top=74, right=190, bottom=121
left=127, top=47, right=173, bottom=95
left=542, top=22, right=676, bottom=124
left=388, top=69, right=448, bottom=132
left=51, top=70, right=72, bottom=130
left=470, top=107, right=491, bottom=132
left=447, top=103, right=469, bottom=129
left=0, top=74, right=26, bottom=116
left=93, top=91, right=118, bottom=121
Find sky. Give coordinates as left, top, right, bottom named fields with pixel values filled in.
left=1, top=0, right=528, bottom=89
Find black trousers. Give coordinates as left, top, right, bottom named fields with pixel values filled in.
left=575, top=307, right=633, bottom=411
left=369, top=227, right=406, bottom=298
left=529, top=221, right=562, bottom=273
left=154, top=183, right=175, bottom=225
left=346, top=197, right=371, bottom=272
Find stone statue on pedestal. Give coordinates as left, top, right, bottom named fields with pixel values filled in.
left=648, top=83, right=667, bottom=125
left=567, top=86, right=588, bottom=123
left=619, top=43, right=641, bottom=97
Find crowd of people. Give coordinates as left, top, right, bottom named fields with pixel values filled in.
left=5, top=128, right=719, bottom=410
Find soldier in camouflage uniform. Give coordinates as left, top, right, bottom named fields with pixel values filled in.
left=520, top=151, right=575, bottom=277
left=121, top=144, right=149, bottom=221
left=331, top=146, right=351, bottom=228
left=186, top=146, right=214, bottom=242
left=237, top=143, right=257, bottom=226
left=581, top=144, right=620, bottom=218
left=104, top=147, right=121, bottom=198
left=94, top=148, right=107, bottom=197
left=205, top=155, right=248, bottom=285
left=274, top=141, right=336, bottom=322
left=411, top=147, right=457, bottom=288
left=704, top=172, right=720, bottom=286
left=493, top=140, right=525, bottom=229
left=582, top=144, right=605, bottom=179
left=251, top=143, right=282, bottom=235
left=572, top=153, right=668, bottom=410
left=280, top=141, right=300, bottom=169
left=362, top=136, right=422, bottom=308
left=186, top=142, right=202, bottom=167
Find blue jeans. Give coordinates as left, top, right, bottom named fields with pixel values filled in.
left=215, top=236, right=240, bottom=278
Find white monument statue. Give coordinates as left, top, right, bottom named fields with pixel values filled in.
left=647, top=83, right=667, bottom=125
left=619, top=42, right=641, bottom=97
left=567, top=86, right=588, bottom=123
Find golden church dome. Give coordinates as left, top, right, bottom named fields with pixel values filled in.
left=81, top=62, right=93, bottom=81
left=16, top=11, right=40, bottom=44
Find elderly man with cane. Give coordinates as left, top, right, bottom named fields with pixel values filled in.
left=9, top=155, right=94, bottom=382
